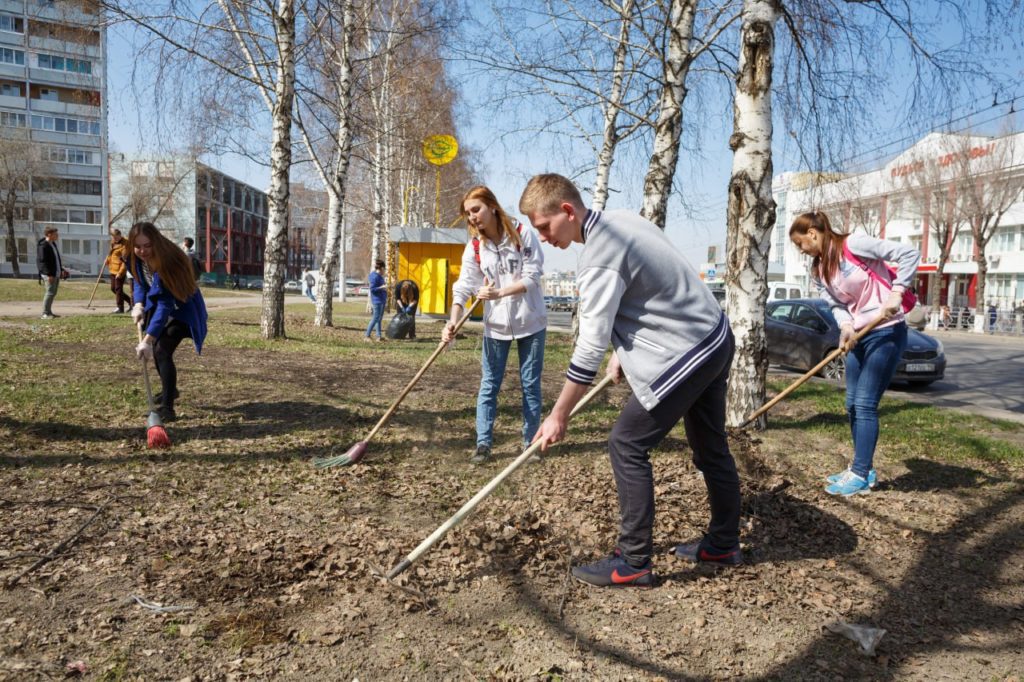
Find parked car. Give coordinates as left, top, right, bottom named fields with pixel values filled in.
left=767, top=281, right=805, bottom=303
left=284, top=280, right=301, bottom=292
left=246, top=279, right=264, bottom=290
left=345, top=279, right=367, bottom=296
left=765, top=298, right=946, bottom=386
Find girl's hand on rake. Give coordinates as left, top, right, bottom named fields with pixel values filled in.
left=839, top=323, right=856, bottom=352
left=136, top=339, right=154, bottom=360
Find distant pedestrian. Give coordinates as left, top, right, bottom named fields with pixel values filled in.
left=394, top=279, right=419, bottom=339
left=181, top=237, right=203, bottom=282
left=107, top=229, right=131, bottom=314
left=302, top=268, right=317, bottom=303
left=232, top=270, right=241, bottom=290
left=364, top=260, right=387, bottom=341
left=36, top=226, right=69, bottom=319
left=128, top=222, right=208, bottom=423
left=988, top=302, right=998, bottom=334
left=790, top=210, right=920, bottom=496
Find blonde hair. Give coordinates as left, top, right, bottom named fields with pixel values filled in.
left=518, top=173, right=584, bottom=216
left=460, top=185, right=521, bottom=249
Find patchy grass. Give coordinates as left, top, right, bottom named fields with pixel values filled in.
left=769, top=379, right=1024, bottom=464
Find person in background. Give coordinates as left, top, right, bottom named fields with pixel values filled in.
left=790, top=210, right=919, bottom=496
left=181, top=237, right=196, bottom=258
left=364, top=260, right=387, bottom=341
left=394, top=279, right=420, bottom=339
left=442, top=185, right=547, bottom=465
left=522, top=174, right=738, bottom=588
left=302, top=268, right=317, bottom=304
left=128, top=222, right=208, bottom=422
left=988, top=302, right=998, bottom=334
left=36, top=226, right=69, bottom=320
left=107, top=228, right=131, bottom=314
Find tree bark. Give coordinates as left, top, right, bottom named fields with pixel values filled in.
left=592, top=0, right=635, bottom=211
left=724, top=0, right=777, bottom=431
left=640, top=0, right=697, bottom=228
left=259, top=0, right=296, bottom=340
left=4, top=190, right=20, bottom=278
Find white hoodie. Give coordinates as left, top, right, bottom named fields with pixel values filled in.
left=451, top=222, right=547, bottom=341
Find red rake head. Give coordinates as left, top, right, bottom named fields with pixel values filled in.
left=147, top=424, right=172, bottom=449
left=313, top=440, right=367, bottom=469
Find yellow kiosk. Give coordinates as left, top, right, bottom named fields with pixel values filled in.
left=388, top=227, right=467, bottom=316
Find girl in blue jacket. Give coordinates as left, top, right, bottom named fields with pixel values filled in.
left=127, top=222, right=208, bottom=422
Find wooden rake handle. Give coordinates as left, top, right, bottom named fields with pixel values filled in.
left=739, top=314, right=887, bottom=429
left=85, top=266, right=105, bottom=309
left=136, top=324, right=157, bottom=412
left=363, top=297, right=482, bottom=444
left=386, top=374, right=615, bottom=579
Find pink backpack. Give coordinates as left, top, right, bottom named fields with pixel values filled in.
left=842, top=241, right=918, bottom=313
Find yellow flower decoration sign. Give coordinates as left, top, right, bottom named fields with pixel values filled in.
left=423, top=135, right=458, bottom=166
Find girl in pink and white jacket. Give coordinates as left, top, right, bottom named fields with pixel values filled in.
left=790, top=211, right=920, bottom=496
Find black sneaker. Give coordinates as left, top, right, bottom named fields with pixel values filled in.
left=156, top=406, right=177, bottom=423
left=470, top=445, right=491, bottom=464
left=153, top=389, right=180, bottom=406
left=571, top=549, right=653, bottom=588
left=672, top=536, right=743, bottom=566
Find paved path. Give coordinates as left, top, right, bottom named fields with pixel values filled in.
left=0, top=292, right=315, bottom=319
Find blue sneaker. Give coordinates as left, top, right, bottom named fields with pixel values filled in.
left=571, top=549, right=653, bottom=588
left=825, top=470, right=871, bottom=496
left=672, top=536, right=743, bottom=566
left=827, top=468, right=877, bottom=488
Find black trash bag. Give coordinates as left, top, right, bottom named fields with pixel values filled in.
left=387, top=312, right=414, bottom=339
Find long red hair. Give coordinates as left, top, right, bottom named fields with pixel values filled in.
left=789, top=211, right=847, bottom=283
left=459, top=185, right=522, bottom=249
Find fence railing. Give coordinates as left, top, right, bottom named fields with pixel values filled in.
left=930, top=307, right=1024, bottom=336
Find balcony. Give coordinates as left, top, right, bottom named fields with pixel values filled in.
left=0, top=30, right=25, bottom=47
left=27, top=4, right=100, bottom=28
left=0, top=92, right=25, bottom=108
left=29, top=128, right=101, bottom=148
left=28, top=66, right=99, bottom=89
left=29, top=97, right=99, bottom=117
left=0, top=61, right=25, bottom=80
left=32, top=191, right=102, bottom=207
left=28, top=34, right=101, bottom=59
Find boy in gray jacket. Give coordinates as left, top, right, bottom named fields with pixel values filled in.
left=521, top=174, right=742, bottom=587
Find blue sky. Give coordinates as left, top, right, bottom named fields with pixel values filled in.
left=105, top=6, right=1024, bottom=274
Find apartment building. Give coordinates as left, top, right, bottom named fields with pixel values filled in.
left=773, top=131, right=1024, bottom=309
left=108, top=155, right=278, bottom=282
left=0, top=0, right=107, bottom=276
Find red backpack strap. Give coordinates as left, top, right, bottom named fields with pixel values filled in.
left=474, top=224, right=524, bottom=263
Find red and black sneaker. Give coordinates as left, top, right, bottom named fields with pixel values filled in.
left=672, top=537, right=743, bottom=566
left=571, top=549, right=654, bottom=588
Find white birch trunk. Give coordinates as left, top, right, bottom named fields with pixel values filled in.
left=724, top=0, right=777, bottom=429
left=592, top=0, right=635, bottom=211
left=639, top=0, right=697, bottom=228
left=313, top=0, right=355, bottom=327
left=259, top=0, right=296, bottom=340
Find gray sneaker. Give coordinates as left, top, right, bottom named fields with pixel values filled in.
left=470, top=445, right=491, bottom=464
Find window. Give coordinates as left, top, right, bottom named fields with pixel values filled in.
left=0, top=110, right=26, bottom=127
left=157, top=161, right=174, bottom=178
left=63, top=239, right=79, bottom=255
left=29, top=113, right=99, bottom=136
left=38, top=88, right=58, bottom=101
left=0, top=15, right=25, bottom=33
left=37, top=53, right=92, bottom=74
left=0, top=238, right=31, bottom=263
left=0, top=83, right=22, bottom=97
left=33, top=177, right=102, bottom=195
left=0, top=48, right=25, bottom=66
left=67, top=209, right=86, bottom=223
left=769, top=303, right=795, bottom=323
left=993, top=225, right=1020, bottom=253
left=951, top=233, right=974, bottom=262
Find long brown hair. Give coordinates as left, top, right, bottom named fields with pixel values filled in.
left=789, top=211, right=847, bottom=283
left=126, top=222, right=197, bottom=302
left=399, top=281, right=415, bottom=305
left=460, top=185, right=522, bottom=249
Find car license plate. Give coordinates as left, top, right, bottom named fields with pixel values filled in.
left=905, top=363, right=935, bottom=372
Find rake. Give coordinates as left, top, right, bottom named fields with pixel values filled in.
left=314, top=297, right=483, bottom=469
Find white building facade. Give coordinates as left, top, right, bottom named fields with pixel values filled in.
left=772, top=131, right=1024, bottom=311
left=0, top=0, right=107, bottom=276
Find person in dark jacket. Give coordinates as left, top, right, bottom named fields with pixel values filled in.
left=107, top=229, right=130, bottom=313
left=128, top=222, right=208, bottom=422
left=37, top=226, right=69, bottom=319
left=394, top=279, right=419, bottom=339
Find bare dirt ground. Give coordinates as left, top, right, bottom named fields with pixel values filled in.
left=1, top=308, right=1022, bottom=681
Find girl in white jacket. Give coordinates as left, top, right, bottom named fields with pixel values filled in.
left=442, top=185, right=548, bottom=464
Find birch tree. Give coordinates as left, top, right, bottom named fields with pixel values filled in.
left=723, top=0, right=776, bottom=429
left=104, top=0, right=298, bottom=339
left=294, top=0, right=356, bottom=326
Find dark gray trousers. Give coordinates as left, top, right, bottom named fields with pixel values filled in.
left=609, top=330, right=740, bottom=566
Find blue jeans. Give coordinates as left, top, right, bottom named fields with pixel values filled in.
left=365, top=302, right=384, bottom=338
left=846, top=323, right=907, bottom=478
left=305, top=289, right=316, bottom=303
left=476, top=329, right=546, bottom=448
